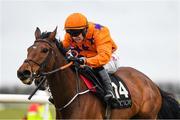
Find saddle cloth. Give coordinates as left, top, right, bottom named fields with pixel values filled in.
left=78, top=66, right=132, bottom=109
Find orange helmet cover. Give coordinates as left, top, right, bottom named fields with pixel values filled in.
left=64, top=13, right=88, bottom=30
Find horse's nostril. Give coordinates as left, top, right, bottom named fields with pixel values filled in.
left=17, top=70, right=31, bottom=80
left=23, top=70, right=31, bottom=77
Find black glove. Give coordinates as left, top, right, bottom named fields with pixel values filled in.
left=77, top=57, right=86, bottom=65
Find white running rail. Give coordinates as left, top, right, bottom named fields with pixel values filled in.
left=0, top=94, right=49, bottom=103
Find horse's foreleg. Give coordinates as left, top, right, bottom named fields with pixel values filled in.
left=55, top=109, right=61, bottom=119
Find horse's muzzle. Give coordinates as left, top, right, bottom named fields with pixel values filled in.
left=17, top=70, right=32, bottom=84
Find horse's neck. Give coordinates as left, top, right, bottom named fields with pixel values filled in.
left=47, top=51, right=101, bottom=118
left=47, top=53, right=77, bottom=108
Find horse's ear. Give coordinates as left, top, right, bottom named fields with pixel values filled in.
left=35, top=27, right=41, bottom=40
left=49, top=26, right=57, bottom=41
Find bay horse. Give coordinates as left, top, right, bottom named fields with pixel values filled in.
left=17, top=27, right=180, bottom=119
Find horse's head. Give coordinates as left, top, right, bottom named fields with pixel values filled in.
left=17, top=27, right=58, bottom=85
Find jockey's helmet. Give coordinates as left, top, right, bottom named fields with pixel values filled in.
left=64, top=13, right=88, bottom=30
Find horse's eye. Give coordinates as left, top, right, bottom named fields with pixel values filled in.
left=42, top=48, right=49, bottom=53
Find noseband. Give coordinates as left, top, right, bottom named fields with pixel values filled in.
left=26, top=39, right=73, bottom=100
left=26, top=39, right=94, bottom=112
left=24, top=39, right=55, bottom=81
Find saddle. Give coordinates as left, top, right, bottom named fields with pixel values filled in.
left=78, top=66, right=132, bottom=109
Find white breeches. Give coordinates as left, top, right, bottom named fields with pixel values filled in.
left=103, top=51, right=121, bottom=74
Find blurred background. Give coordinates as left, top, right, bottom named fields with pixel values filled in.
left=0, top=0, right=180, bottom=119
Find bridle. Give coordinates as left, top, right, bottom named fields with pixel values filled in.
left=25, top=38, right=96, bottom=112
left=25, top=39, right=73, bottom=99
left=25, top=39, right=72, bottom=77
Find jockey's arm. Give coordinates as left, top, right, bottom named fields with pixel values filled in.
left=86, top=41, right=112, bottom=68
left=86, top=29, right=113, bottom=68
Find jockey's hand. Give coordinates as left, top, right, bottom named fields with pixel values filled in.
left=77, top=57, right=86, bottom=65
left=66, top=56, right=77, bottom=62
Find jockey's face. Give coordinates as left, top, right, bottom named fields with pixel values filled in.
left=66, top=29, right=85, bottom=43
left=72, top=33, right=84, bottom=43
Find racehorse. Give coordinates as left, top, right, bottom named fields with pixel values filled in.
left=17, top=27, right=180, bottom=119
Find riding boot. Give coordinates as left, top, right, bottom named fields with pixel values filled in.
left=98, top=68, right=115, bottom=101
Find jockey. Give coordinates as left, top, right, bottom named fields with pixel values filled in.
left=61, top=13, right=118, bottom=101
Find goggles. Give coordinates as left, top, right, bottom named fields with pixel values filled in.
left=66, top=29, right=84, bottom=37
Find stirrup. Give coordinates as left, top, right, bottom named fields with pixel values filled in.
left=104, top=91, right=114, bottom=101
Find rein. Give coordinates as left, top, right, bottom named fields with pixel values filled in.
left=28, top=61, right=73, bottom=100
left=41, top=61, right=73, bottom=75
left=27, top=39, right=96, bottom=112
left=25, top=39, right=73, bottom=76
left=27, top=39, right=73, bottom=99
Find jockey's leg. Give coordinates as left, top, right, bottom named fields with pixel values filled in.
left=97, top=67, right=115, bottom=101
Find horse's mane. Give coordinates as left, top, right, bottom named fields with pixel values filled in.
left=40, top=31, right=66, bottom=56
left=40, top=31, right=51, bottom=39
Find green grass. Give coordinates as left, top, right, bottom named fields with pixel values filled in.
left=0, top=108, right=27, bottom=119
left=0, top=104, right=55, bottom=120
